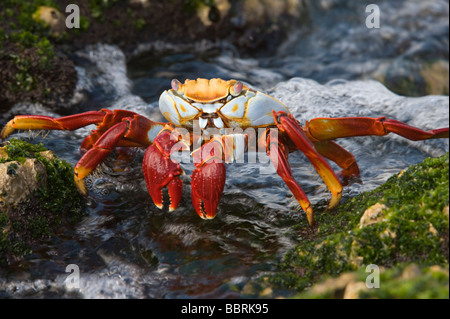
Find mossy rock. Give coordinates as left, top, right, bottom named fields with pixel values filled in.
left=372, top=59, right=449, bottom=97
left=0, top=138, right=85, bottom=266
left=0, top=0, right=78, bottom=110
left=295, top=263, right=449, bottom=299
left=0, top=0, right=307, bottom=111
left=269, top=153, right=449, bottom=294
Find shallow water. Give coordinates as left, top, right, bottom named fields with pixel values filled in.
left=0, top=0, right=448, bottom=298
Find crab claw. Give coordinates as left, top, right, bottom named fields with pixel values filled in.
left=143, top=130, right=183, bottom=211
left=191, top=162, right=226, bottom=219
left=191, top=140, right=226, bottom=219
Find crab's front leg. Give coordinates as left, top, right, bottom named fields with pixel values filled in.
left=143, top=127, right=185, bottom=211
left=73, top=114, right=165, bottom=193
left=143, top=129, right=227, bottom=218
left=191, top=138, right=227, bottom=219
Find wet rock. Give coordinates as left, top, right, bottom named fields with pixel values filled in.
left=272, top=78, right=449, bottom=157
left=0, top=0, right=306, bottom=113
left=373, top=59, right=450, bottom=97
left=306, top=272, right=357, bottom=298
left=343, top=281, right=368, bottom=299
left=0, top=2, right=78, bottom=112
left=32, top=6, right=66, bottom=37
left=129, top=0, right=150, bottom=8
left=0, top=157, right=47, bottom=214
left=237, top=0, right=303, bottom=25
left=0, top=44, right=77, bottom=112
left=359, top=203, right=388, bottom=228
left=269, top=154, right=449, bottom=294
left=0, top=139, right=84, bottom=266
left=52, top=0, right=306, bottom=52
left=294, top=263, right=449, bottom=299
left=196, top=0, right=231, bottom=27
left=275, top=0, right=449, bottom=96
left=420, top=60, right=449, bottom=95
left=401, top=263, right=422, bottom=280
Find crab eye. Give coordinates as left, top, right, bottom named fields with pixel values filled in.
left=171, top=79, right=182, bottom=91
left=232, top=81, right=243, bottom=96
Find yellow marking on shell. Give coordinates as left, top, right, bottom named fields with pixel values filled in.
left=181, top=78, right=246, bottom=103
left=180, top=104, right=187, bottom=113
left=231, top=104, right=238, bottom=113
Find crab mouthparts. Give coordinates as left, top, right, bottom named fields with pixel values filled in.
left=198, top=114, right=225, bottom=129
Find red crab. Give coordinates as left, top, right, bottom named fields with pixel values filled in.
left=1, top=78, right=448, bottom=225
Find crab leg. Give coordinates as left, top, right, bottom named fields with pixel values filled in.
left=312, top=140, right=361, bottom=186
left=267, top=131, right=315, bottom=226
left=1, top=111, right=108, bottom=141
left=191, top=138, right=227, bottom=219
left=0, top=109, right=146, bottom=150
left=305, top=117, right=449, bottom=141
left=75, top=115, right=165, bottom=194
left=273, top=111, right=343, bottom=214
left=80, top=109, right=140, bottom=151
left=143, top=127, right=184, bottom=212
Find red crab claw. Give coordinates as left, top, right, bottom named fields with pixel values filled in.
left=143, top=129, right=183, bottom=211
left=191, top=139, right=226, bottom=219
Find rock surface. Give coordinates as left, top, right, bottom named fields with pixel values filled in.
left=0, top=0, right=306, bottom=111
left=295, top=263, right=449, bottom=299
left=267, top=154, right=449, bottom=296
left=0, top=157, right=46, bottom=214
left=0, top=139, right=84, bottom=266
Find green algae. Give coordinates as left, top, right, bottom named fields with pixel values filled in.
left=0, top=1, right=78, bottom=108
left=269, top=153, right=449, bottom=293
left=295, top=263, right=449, bottom=299
left=0, top=138, right=85, bottom=266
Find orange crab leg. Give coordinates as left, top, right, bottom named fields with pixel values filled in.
left=273, top=111, right=343, bottom=214
left=75, top=115, right=165, bottom=194
left=75, top=122, right=129, bottom=182
left=267, top=131, right=315, bottom=225
left=312, top=140, right=361, bottom=186
left=0, top=111, right=107, bottom=141
left=305, top=117, right=449, bottom=141
left=80, top=109, right=140, bottom=151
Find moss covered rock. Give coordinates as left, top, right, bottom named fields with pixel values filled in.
left=0, top=138, right=85, bottom=266
left=295, top=263, right=449, bottom=299
left=0, top=0, right=307, bottom=111
left=0, top=1, right=78, bottom=111
left=268, top=153, right=449, bottom=296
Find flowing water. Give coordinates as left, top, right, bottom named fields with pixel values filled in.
left=0, top=0, right=448, bottom=298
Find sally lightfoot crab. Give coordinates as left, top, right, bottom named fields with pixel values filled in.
left=1, top=78, right=448, bottom=225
